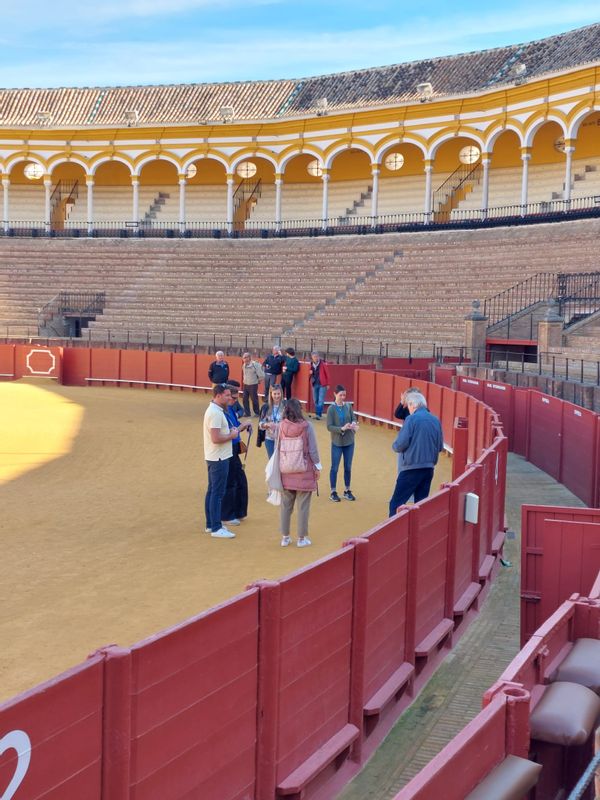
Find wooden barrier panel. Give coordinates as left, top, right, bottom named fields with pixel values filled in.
left=483, top=381, right=514, bottom=443
left=62, top=347, right=91, bottom=386
left=426, top=382, right=443, bottom=420
left=0, top=656, right=104, bottom=800
left=560, top=405, right=598, bottom=506
left=521, top=505, right=600, bottom=644
left=449, top=469, right=481, bottom=616
left=0, top=343, right=15, bottom=377
left=14, top=344, right=62, bottom=381
left=374, top=372, right=395, bottom=422
left=328, top=364, right=375, bottom=403
left=354, top=370, right=376, bottom=417
left=120, top=349, right=147, bottom=383
left=440, top=387, right=457, bottom=447
left=90, top=348, right=121, bottom=382
left=528, top=393, right=563, bottom=481
left=127, top=591, right=259, bottom=800
left=171, top=352, right=196, bottom=388
left=146, top=351, right=172, bottom=386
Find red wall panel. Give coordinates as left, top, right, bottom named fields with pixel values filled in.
left=483, top=381, right=514, bottom=443
left=528, top=393, right=563, bottom=480
left=512, top=389, right=530, bottom=457
left=374, top=372, right=395, bottom=422
left=413, top=490, right=451, bottom=649
left=129, top=590, right=259, bottom=800
left=0, top=343, right=15, bottom=377
left=146, top=351, right=172, bottom=385
left=427, top=383, right=443, bottom=419
left=362, top=513, right=411, bottom=703
left=120, top=349, right=147, bottom=383
left=195, top=354, right=215, bottom=389
left=14, top=345, right=62, bottom=380
left=276, top=549, right=354, bottom=782
left=452, top=468, right=479, bottom=601
left=560, top=404, right=598, bottom=506
left=355, top=370, right=376, bottom=417
left=440, top=387, right=457, bottom=446
left=62, top=347, right=92, bottom=386
left=294, top=362, right=312, bottom=407
left=328, top=364, right=375, bottom=403
left=90, top=348, right=121, bottom=382
left=171, top=352, right=197, bottom=388
left=0, top=657, right=103, bottom=800
left=456, top=376, right=483, bottom=400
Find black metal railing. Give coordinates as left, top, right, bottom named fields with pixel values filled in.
left=558, top=272, right=600, bottom=326
left=433, top=162, right=482, bottom=212
left=484, top=272, right=559, bottom=328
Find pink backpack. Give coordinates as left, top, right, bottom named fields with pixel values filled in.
left=279, top=430, right=308, bottom=474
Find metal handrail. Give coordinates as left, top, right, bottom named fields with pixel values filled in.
left=433, top=162, right=482, bottom=211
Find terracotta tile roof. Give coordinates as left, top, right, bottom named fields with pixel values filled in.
left=0, top=24, right=597, bottom=127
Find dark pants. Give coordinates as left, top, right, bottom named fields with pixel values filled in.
left=264, top=374, right=281, bottom=396
left=389, top=467, right=434, bottom=516
left=243, top=383, right=260, bottom=415
left=312, top=384, right=327, bottom=418
left=205, top=458, right=230, bottom=532
left=221, top=448, right=248, bottom=521
left=330, top=443, right=354, bottom=491
left=281, top=373, right=295, bottom=400
left=265, top=438, right=275, bottom=459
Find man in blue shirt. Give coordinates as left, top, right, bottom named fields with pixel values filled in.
left=389, top=392, right=444, bottom=516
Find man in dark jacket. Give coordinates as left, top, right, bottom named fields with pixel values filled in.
left=389, top=392, right=444, bottom=516
left=208, top=351, right=229, bottom=386
left=263, top=345, right=285, bottom=395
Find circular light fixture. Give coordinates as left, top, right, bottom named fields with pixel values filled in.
left=236, top=161, right=257, bottom=179
left=384, top=152, right=405, bottom=171
left=24, top=162, right=44, bottom=180
left=459, top=146, right=481, bottom=165
left=554, top=137, right=566, bottom=153
left=185, top=164, right=197, bottom=179
left=307, top=159, right=323, bottom=177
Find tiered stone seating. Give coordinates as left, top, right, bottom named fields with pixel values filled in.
left=6, top=185, right=46, bottom=224
left=249, top=180, right=371, bottom=225
left=570, top=156, right=600, bottom=199
left=377, top=176, right=431, bottom=217
left=67, top=186, right=163, bottom=224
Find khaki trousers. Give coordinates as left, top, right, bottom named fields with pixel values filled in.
left=280, top=489, right=312, bottom=538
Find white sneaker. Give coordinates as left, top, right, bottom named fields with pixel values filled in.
left=211, top=527, right=236, bottom=539
left=205, top=527, right=212, bottom=533
left=223, top=518, right=241, bottom=526
left=297, top=537, right=312, bottom=548
left=281, top=536, right=292, bottom=547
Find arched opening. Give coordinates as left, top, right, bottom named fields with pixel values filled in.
left=7, top=160, right=46, bottom=226
left=185, top=157, right=228, bottom=225
left=378, top=143, right=425, bottom=217
left=328, top=148, right=372, bottom=221
left=93, top=161, right=133, bottom=224
left=50, top=161, right=88, bottom=231
left=233, top=156, right=275, bottom=229
left=529, top=121, right=566, bottom=204
left=275, top=152, right=323, bottom=225
left=571, top=111, right=600, bottom=201
left=138, top=159, right=179, bottom=227
left=487, top=130, right=521, bottom=210
left=431, top=136, right=483, bottom=218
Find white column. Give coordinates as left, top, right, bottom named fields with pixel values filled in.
left=520, top=149, right=530, bottom=213
left=131, top=177, right=140, bottom=223
left=275, top=174, right=283, bottom=231
left=86, top=177, right=94, bottom=236
left=321, top=171, right=329, bottom=229
left=423, top=160, right=433, bottom=224
left=563, top=145, right=575, bottom=203
left=370, top=165, right=380, bottom=226
left=44, top=176, right=52, bottom=234
left=226, top=173, right=234, bottom=235
left=178, top=175, right=186, bottom=234
left=2, top=177, right=9, bottom=233
left=481, top=156, right=491, bottom=217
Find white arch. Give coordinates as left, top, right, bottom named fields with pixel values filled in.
left=229, top=150, right=279, bottom=172
left=567, top=106, right=600, bottom=140
left=523, top=115, right=567, bottom=148
left=48, top=156, right=92, bottom=177
left=427, top=130, right=485, bottom=160
left=133, top=152, right=181, bottom=176
left=324, top=142, right=373, bottom=171
left=5, top=154, right=46, bottom=175
left=484, top=124, right=524, bottom=153
left=90, top=155, right=134, bottom=177
left=182, top=153, right=229, bottom=173
left=278, top=148, right=323, bottom=174
left=374, top=137, right=427, bottom=164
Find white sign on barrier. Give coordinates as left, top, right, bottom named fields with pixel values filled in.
left=0, top=730, right=31, bottom=799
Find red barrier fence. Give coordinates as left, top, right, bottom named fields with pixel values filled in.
left=0, top=355, right=507, bottom=800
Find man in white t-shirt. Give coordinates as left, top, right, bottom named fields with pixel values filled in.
left=203, top=384, right=250, bottom=538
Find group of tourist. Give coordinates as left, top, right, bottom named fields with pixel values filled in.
left=203, top=350, right=444, bottom=545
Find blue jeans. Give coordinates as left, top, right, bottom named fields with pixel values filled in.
left=205, top=459, right=230, bottom=532
left=330, top=443, right=354, bottom=491
left=389, top=468, right=434, bottom=516
left=313, top=384, right=327, bottom=418
left=265, top=438, right=275, bottom=459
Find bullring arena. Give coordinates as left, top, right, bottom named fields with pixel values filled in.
left=1, top=21, right=600, bottom=800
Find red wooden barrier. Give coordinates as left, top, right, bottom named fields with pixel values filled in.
left=12, top=344, right=62, bottom=381
left=127, top=590, right=259, bottom=800
left=120, top=349, right=147, bottom=384
left=171, top=352, right=196, bottom=387
left=374, top=372, right=395, bottom=422
left=521, top=504, right=600, bottom=645
left=146, top=351, right=172, bottom=386
left=482, top=381, right=514, bottom=442
left=62, top=346, right=90, bottom=386
left=0, top=343, right=15, bottom=377
left=90, top=348, right=121, bottom=383
left=527, top=392, right=563, bottom=481
left=0, top=656, right=104, bottom=800
left=560, top=404, right=598, bottom=506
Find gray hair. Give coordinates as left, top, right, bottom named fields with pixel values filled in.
left=406, top=392, right=427, bottom=410
left=216, top=350, right=225, bottom=358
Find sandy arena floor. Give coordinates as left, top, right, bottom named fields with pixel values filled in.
left=0, top=380, right=451, bottom=703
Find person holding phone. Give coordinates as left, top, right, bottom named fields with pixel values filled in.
left=326, top=384, right=358, bottom=502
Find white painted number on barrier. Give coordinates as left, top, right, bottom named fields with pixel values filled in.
left=542, top=397, right=550, bottom=404
left=0, top=730, right=31, bottom=799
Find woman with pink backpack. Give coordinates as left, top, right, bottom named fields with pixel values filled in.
left=277, top=399, right=321, bottom=548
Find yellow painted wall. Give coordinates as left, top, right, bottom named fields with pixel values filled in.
left=52, top=163, right=86, bottom=182
left=575, top=112, right=600, bottom=158
left=10, top=162, right=42, bottom=185
left=434, top=137, right=479, bottom=174
left=530, top=122, right=564, bottom=165
left=380, top=144, right=424, bottom=177
left=187, top=158, right=227, bottom=185
left=94, top=161, right=132, bottom=186
left=329, top=149, right=371, bottom=181
left=490, top=131, right=521, bottom=168
left=139, top=159, right=178, bottom=185
left=283, top=154, right=321, bottom=183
